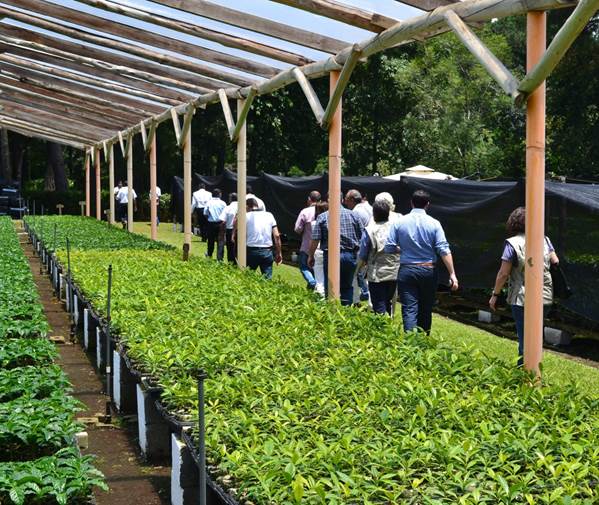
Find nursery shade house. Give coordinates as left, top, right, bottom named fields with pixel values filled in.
left=1, top=0, right=598, bottom=374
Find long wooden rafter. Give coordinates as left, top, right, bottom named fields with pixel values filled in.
left=393, top=0, right=456, bottom=11
left=0, top=5, right=253, bottom=88
left=146, top=0, right=350, bottom=53
left=3, top=0, right=282, bottom=78
left=0, top=25, right=237, bottom=93
left=0, top=121, right=87, bottom=150
left=0, top=113, right=104, bottom=144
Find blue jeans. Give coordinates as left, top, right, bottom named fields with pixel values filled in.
left=323, top=250, right=357, bottom=306
left=511, top=304, right=550, bottom=366
left=357, top=270, right=369, bottom=300
left=247, top=247, right=273, bottom=279
left=369, top=280, right=396, bottom=315
left=298, top=251, right=316, bottom=289
left=398, top=265, right=438, bottom=333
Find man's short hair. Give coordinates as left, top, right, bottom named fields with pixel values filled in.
left=345, top=189, right=362, bottom=205
left=247, top=197, right=258, bottom=210
left=246, top=185, right=253, bottom=194
left=372, top=200, right=390, bottom=223
left=213, top=188, right=222, bottom=198
left=412, top=190, right=430, bottom=209
left=229, top=192, right=237, bottom=203
left=308, top=191, right=321, bottom=203
left=198, top=183, right=206, bottom=190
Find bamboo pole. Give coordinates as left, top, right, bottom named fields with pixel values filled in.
left=327, top=70, right=341, bottom=301
left=237, top=98, right=247, bottom=269
left=127, top=140, right=134, bottom=232
left=85, top=153, right=90, bottom=217
left=150, top=135, right=157, bottom=241
left=183, top=127, right=192, bottom=260
left=95, top=146, right=101, bottom=220
left=108, top=144, right=115, bottom=224
left=523, top=11, right=546, bottom=376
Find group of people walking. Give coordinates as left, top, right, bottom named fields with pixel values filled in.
left=190, top=182, right=559, bottom=364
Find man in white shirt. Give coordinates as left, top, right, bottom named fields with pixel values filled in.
left=234, top=198, right=282, bottom=279
left=246, top=185, right=265, bottom=211
left=152, top=186, right=162, bottom=226
left=203, top=188, right=226, bottom=258
left=115, top=181, right=137, bottom=229
left=113, top=180, right=122, bottom=222
left=218, top=193, right=238, bottom=263
left=191, top=184, right=211, bottom=240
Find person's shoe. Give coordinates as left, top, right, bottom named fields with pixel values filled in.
left=360, top=293, right=370, bottom=301
left=307, top=283, right=317, bottom=291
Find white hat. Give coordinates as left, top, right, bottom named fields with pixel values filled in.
left=375, top=192, right=395, bottom=211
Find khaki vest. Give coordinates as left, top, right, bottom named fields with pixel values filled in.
left=366, top=221, right=400, bottom=283
left=506, top=234, right=553, bottom=306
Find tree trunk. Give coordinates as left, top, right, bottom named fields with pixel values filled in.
left=0, top=129, right=11, bottom=181
left=45, top=142, right=68, bottom=191
left=10, top=134, right=26, bottom=184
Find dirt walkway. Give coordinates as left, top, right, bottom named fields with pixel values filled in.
left=19, top=229, right=170, bottom=505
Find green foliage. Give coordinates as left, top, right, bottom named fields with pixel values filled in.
left=60, top=243, right=599, bottom=504
left=0, top=365, right=70, bottom=403
left=0, top=339, right=57, bottom=370
left=0, top=217, right=49, bottom=338
left=24, top=215, right=173, bottom=253
left=0, top=447, right=108, bottom=505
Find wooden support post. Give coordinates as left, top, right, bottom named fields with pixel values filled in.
left=118, top=131, right=126, bottom=157
left=327, top=71, right=342, bottom=301
left=444, top=10, right=520, bottom=99
left=231, top=87, right=257, bottom=143
left=179, top=106, right=195, bottom=148
left=321, top=46, right=361, bottom=129
left=183, top=126, right=192, bottom=260
left=108, top=144, right=115, bottom=224
left=95, top=147, right=101, bottom=220
left=517, top=0, right=599, bottom=105
left=236, top=98, right=247, bottom=268
left=150, top=135, right=158, bottom=241
left=523, top=11, right=546, bottom=377
left=292, top=68, right=324, bottom=123
left=127, top=138, right=134, bottom=232
left=218, top=89, right=235, bottom=139
left=85, top=152, right=90, bottom=217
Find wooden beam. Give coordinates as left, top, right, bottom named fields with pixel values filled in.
left=393, top=0, right=455, bottom=11
left=145, top=120, right=157, bottom=154
left=150, top=135, right=158, bottom=240
left=0, top=121, right=87, bottom=149
left=118, top=132, right=126, bottom=158
left=146, top=0, right=349, bottom=53
left=0, top=53, right=181, bottom=106
left=85, top=153, right=91, bottom=217
left=0, top=63, right=161, bottom=118
left=269, top=0, right=399, bottom=32
left=320, top=46, right=361, bottom=129
left=108, top=143, right=115, bottom=224
left=3, top=0, right=282, bottom=78
left=0, top=116, right=98, bottom=144
left=292, top=67, right=324, bottom=123
left=76, top=0, right=312, bottom=66
left=0, top=38, right=201, bottom=101
left=0, top=24, right=237, bottom=92
left=517, top=0, right=599, bottom=104
left=444, top=10, right=520, bottom=99
left=179, top=106, right=195, bottom=148
left=183, top=125, right=192, bottom=259
left=170, top=109, right=182, bottom=145
left=0, top=4, right=253, bottom=88
left=218, top=89, right=236, bottom=139
left=140, top=121, right=148, bottom=150
left=127, top=140, right=134, bottom=231
left=236, top=97, right=247, bottom=268
left=231, top=87, right=257, bottom=143
left=95, top=146, right=101, bottom=220
left=0, top=76, right=138, bottom=127
left=124, top=133, right=134, bottom=163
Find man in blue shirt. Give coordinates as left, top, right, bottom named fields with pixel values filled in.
left=204, top=188, right=226, bottom=259
left=385, top=190, right=459, bottom=333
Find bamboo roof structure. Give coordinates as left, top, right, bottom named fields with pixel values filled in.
left=0, top=0, right=595, bottom=150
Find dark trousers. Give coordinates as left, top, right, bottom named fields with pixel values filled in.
left=323, top=250, right=357, bottom=306
left=398, top=265, right=438, bottom=333
left=119, top=203, right=128, bottom=227
left=369, top=280, right=397, bottom=315
left=225, top=229, right=236, bottom=263
left=511, top=304, right=550, bottom=366
left=195, top=209, right=207, bottom=240
left=206, top=221, right=220, bottom=257
left=247, top=247, right=273, bottom=279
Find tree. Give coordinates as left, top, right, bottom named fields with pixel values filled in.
left=45, top=142, right=68, bottom=192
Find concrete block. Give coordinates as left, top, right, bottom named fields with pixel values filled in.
left=137, top=384, right=170, bottom=461
left=75, top=431, right=89, bottom=450
left=544, top=326, right=572, bottom=346
left=171, top=434, right=199, bottom=505
left=478, top=310, right=500, bottom=323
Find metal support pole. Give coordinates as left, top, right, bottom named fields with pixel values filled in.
left=127, top=140, right=134, bottom=232
left=105, top=264, right=113, bottom=412
left=109, top=144, right=115, bottom=225
left=150, top=136, right=158, bottom=241
left=95, top=147, right=101, bottom=220
left=523, top=11, right=546, bottom=376
left=85, top=154, right=90, bottom=217
left=327, top=70, right=342, bottom=300
left=183, top=126, right=192, bottom=260
left=236, top=98, right=247, bottom=268
left=197, top=370, right=208, bottom=505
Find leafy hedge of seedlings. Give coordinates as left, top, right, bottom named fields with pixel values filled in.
left=63, top=246, right=599, bottom=505
left=24, top=215, right=173, bottom=253
left=0, top=217, right=106, bottom=504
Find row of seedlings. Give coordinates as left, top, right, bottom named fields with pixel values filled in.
left=28, top=216, right=599, bottom=504
left=0, top=217, right=106, bottom=504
